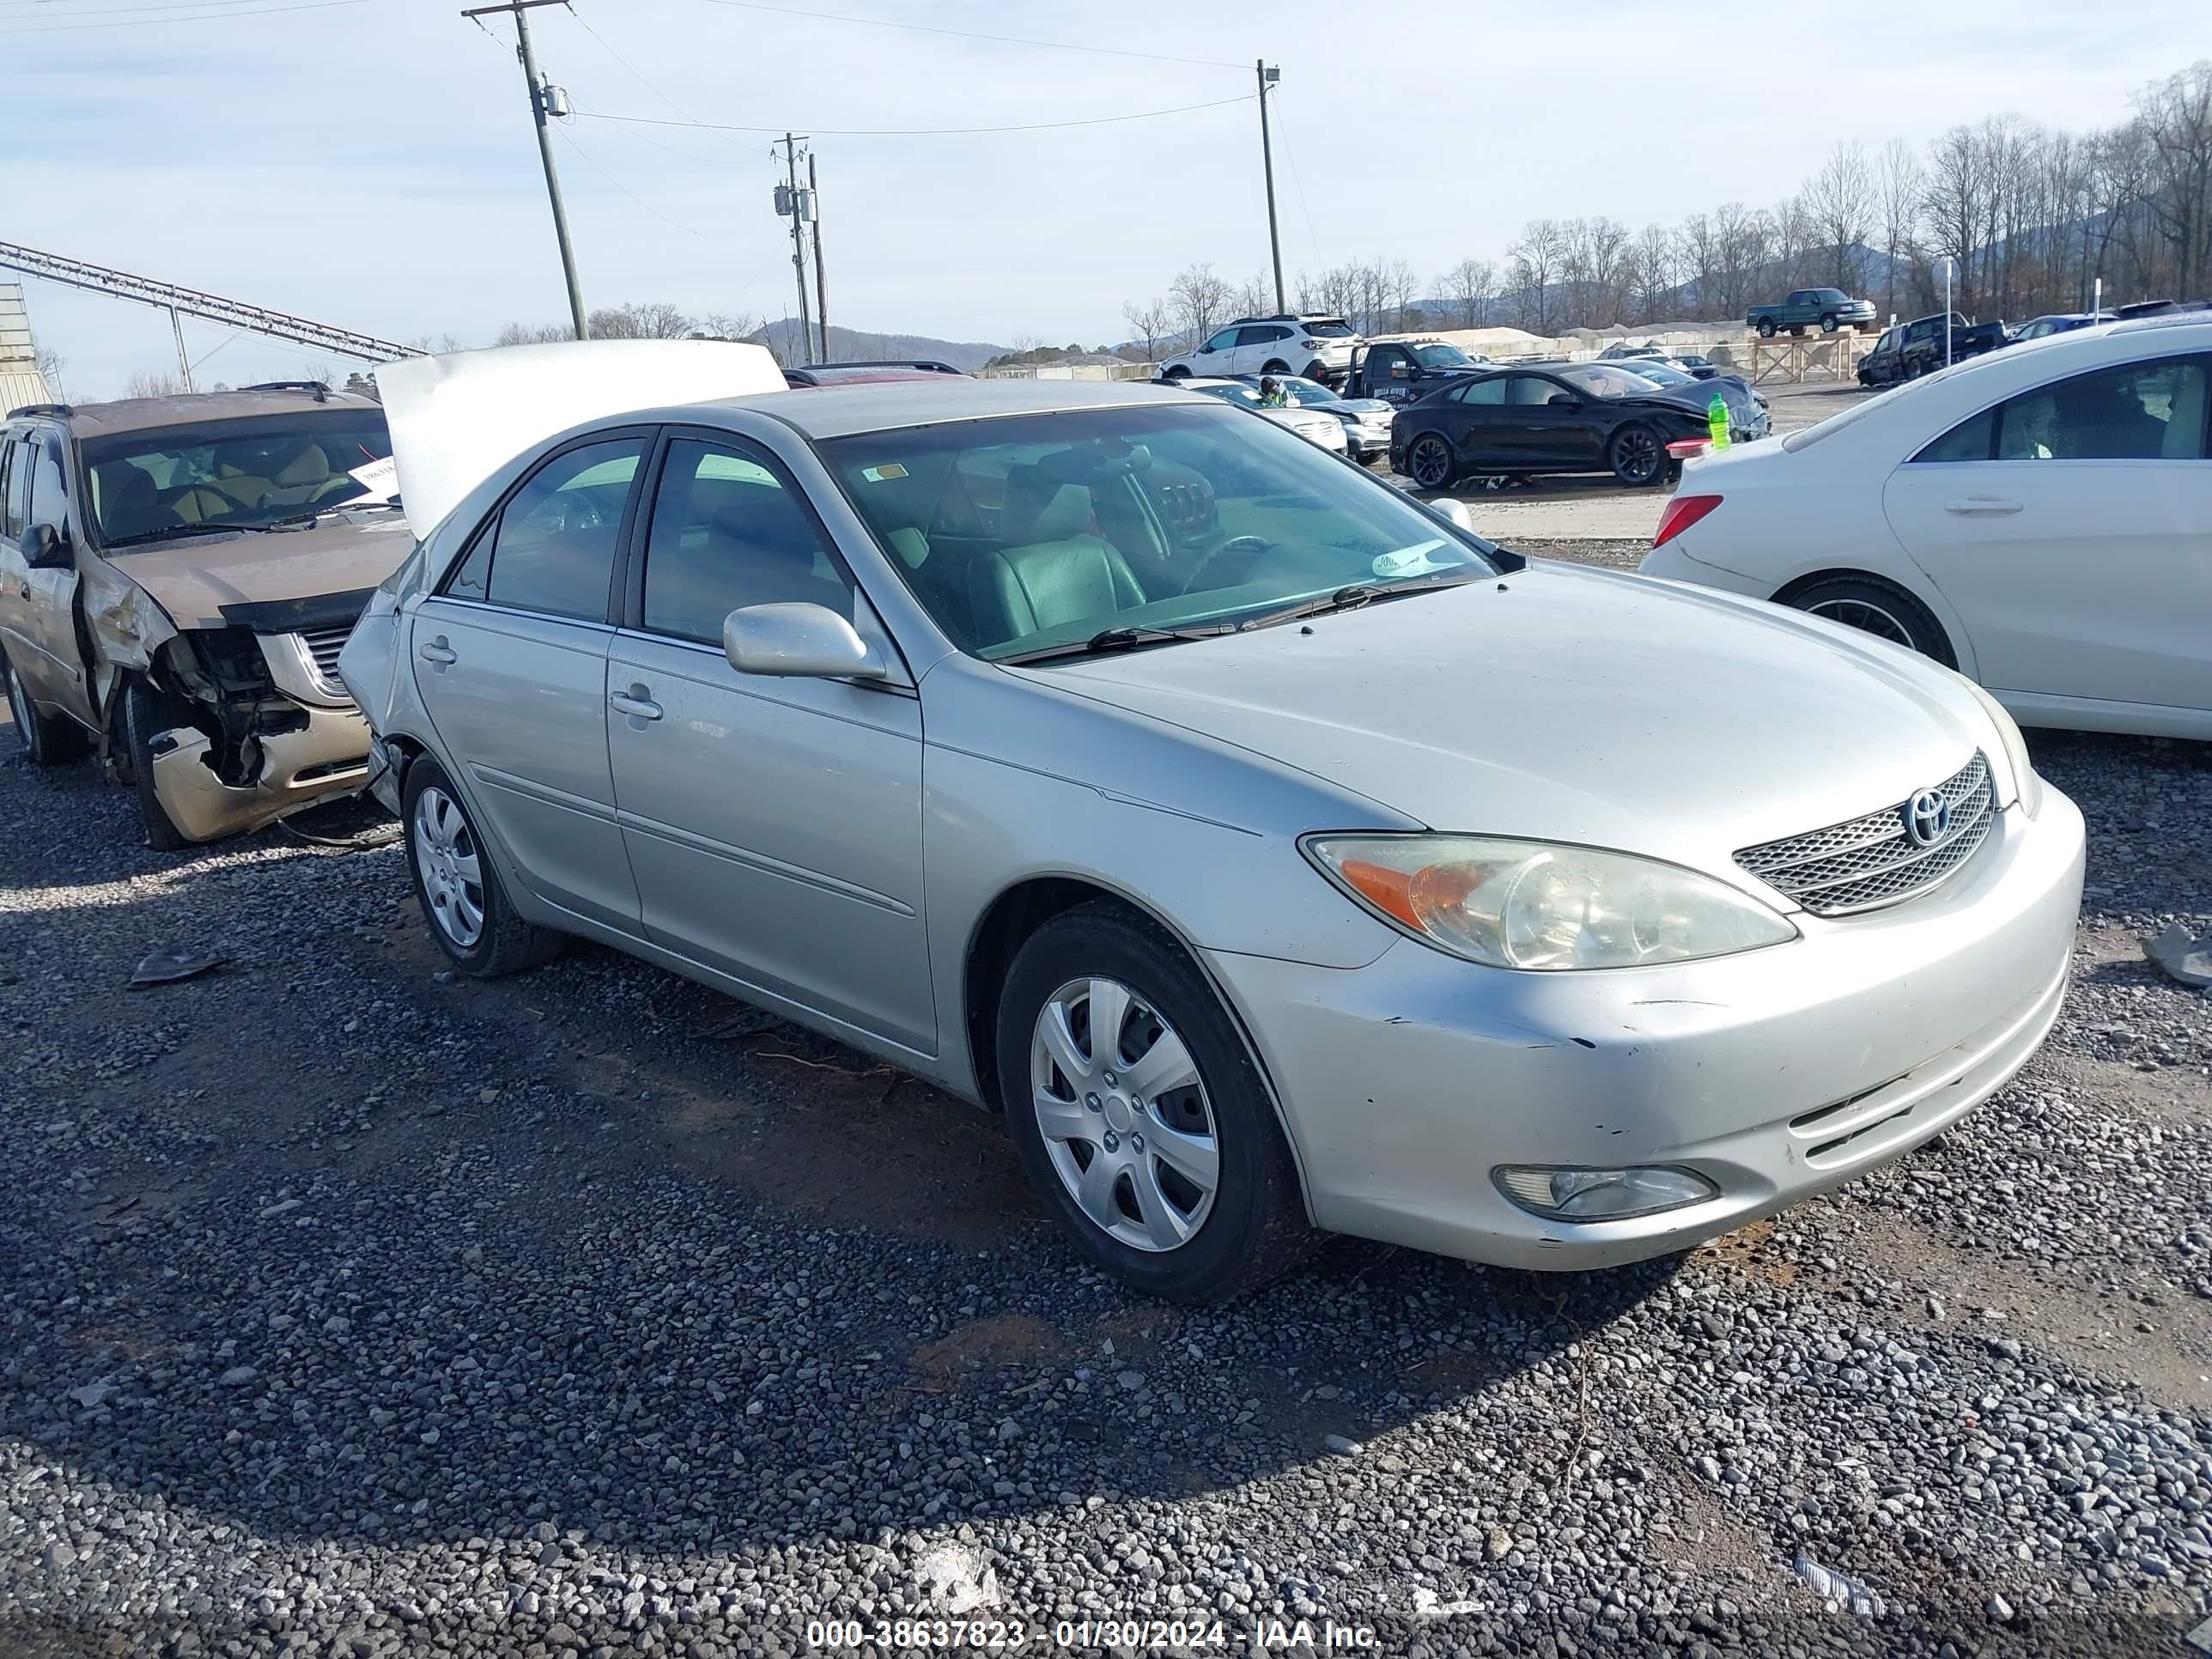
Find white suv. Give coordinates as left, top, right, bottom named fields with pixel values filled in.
left=1159, top=315, right=1360, bottom=385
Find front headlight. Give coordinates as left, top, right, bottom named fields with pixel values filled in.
left=1954, top=674, right=2043, bottom=819
left=1302, top=835, right=1799, bottom=970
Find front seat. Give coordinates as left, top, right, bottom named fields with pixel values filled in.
left=967, top=477, right=1146, bottom=647
left=93, top=463, right=179, bottom=542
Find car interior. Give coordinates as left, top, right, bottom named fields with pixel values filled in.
left=85, top=418, right=392, bottom=543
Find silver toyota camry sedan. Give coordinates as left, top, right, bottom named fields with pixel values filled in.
left=339, top=373, right=2085, bottom=1303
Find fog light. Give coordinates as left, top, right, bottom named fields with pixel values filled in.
left=1493, top=1164, right=1717, bottom=1221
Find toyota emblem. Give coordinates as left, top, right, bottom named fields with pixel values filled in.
left=1903, top=789, right=1952, bottom=848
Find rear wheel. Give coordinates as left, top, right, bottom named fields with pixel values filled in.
left=122, top=678, right=193, bottom=851
left=995, top=902, right=1309, bottom=1303
left=3, top=653, right=88, bottom=767
left=402, top=757, right=564, bottom=976
left=1607, top=423, right=1666, bottom=487
left=1784, top=576, right=1956, bottom=667
left=1904, top=356, right=1925, bottom=380
left=1302, top=359, right=1328, bottom=382
left=1404, top=433, right=1456, bottom=489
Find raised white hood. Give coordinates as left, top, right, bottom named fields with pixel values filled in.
left=376, top=339, right=785, bottom=540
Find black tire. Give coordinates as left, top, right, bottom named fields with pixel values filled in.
left=1161, top=366, right=1190, bottom=381
left=994, top=902, right=1310, bottom=1304
left=1302, top=359, right=1328, bottom=382
left=1403, top=432, right=1456, bottom=490
left=3, top=651, right=89, bottom=767
left=1756, top=319, right=1777, bottom=338
left=1820, top=313, right=1839, bottom=333
left=1904, top=356, right=1925, bottom=380
left=1607, top=422, right=1666, bottom=488
left=121, top=678, right=192, bottom=851
left=401, top=755, right=564, bottom=977
left=1784, top=576, right=1957, bottom=667
left=1261, top=359, right=1290, bottom=375
left=1789, top=324, right=1804, bottom=337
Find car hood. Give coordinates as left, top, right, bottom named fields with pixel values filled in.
left=1018, top=562, right=1991, bottom=890
left=105, top=512, right=420, bottom=630
left=1329, top=398, right=1394, bottom=417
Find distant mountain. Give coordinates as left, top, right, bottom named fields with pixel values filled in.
left=754, top=319, right=1007, bottom=372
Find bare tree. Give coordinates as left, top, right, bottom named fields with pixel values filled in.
left=1806, top=141, right=1876, bottom=290
left=1438, top=258, right=1496, bottom=328
left=1922, top=124, right=1985, bottom=312
left=1229, top=271, right=1275, bottom=319
left=2137, top=58, right=2212, bottom=300
left=586, top=301, right=696, bottom=340
left=1168, top=264, right=1233, bottom=347
left=1875, top=138, right=1923, bottom=321
left=1629, top=223, right=1680, bottom=323
left=124, top=370, right=187, bottom=399
left=1712, top=204, right=1772, bottom=319
left=31, top=339, right=65, bottom=398
left=1120, top=296, right=1174, bottom=362
left=494, top=321, right=574, bottom=346
left=1507, top=220, right=1567, bottom=332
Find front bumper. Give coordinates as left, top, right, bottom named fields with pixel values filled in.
left=149, top=703, right=373, bottom=842
left=1204, top=787, right=2084, bottom=1269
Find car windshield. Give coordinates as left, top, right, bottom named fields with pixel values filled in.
left=1559, top=364, right=1666, bottom=398
left=1272, top=377, right=1344, bottom=407
left=1303, top=319, right=1355, bottom=338
left=82, top=411, right=393, bottom=546
left=1410, top=343, right=1476, bottom=369
left=1620, top=361, right=1694, bottom=386
left=821, top=404, right=1497, bottom=661
left=1190, top=382, right=1264, bottom=407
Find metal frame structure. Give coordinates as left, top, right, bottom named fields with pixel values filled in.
left=0, top=242, right=424, bottom=378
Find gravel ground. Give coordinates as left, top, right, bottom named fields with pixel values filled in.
left=3, top=612, right=2209, bottom=1658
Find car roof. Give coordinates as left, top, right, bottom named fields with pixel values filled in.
left=37, top=386, right=386, bottom=440
left=711, top=375, right=1202, bottom=440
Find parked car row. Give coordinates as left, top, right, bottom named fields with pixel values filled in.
left=3, top=334, right=2130, bottom=1307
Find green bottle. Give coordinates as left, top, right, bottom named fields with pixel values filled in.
left=1706, top=392, right=1731, bottom=450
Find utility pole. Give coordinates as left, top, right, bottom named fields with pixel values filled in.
left=808, top=150, right=830, bottom=363
left=1256, top=61, right=1285, bottom=315
left=775, top=134, right=814, bottom=366
left=167, top=306, right=194, bottom=392
left=464, top=0, right=588, bottom=340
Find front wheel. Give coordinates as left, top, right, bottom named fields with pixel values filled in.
left=1608, top=423, right=1666, bottom=487
left=995, top=903, right=1309, bottom=1304
left=1755, top=319, right=1777, bottom=338
left=1820, top=313, right=1839, bottom=333
left=1161, top=366, right=1190, bottom=381
left=402, top=757, right=564, bottom=976
left=122, top=678, right=194, bottom=851
left=1261, top=359, right=1290, bottom=375
left=1403, top=433, right=1456, bottom=489
left=1785, top=577, right=1956, bottom=667
left=4, top=653, right=88, bottom=768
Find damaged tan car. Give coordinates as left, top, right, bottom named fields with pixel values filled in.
left=0, top=384, right=415, bottom=848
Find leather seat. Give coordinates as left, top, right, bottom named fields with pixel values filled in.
left=94, top=463, right=179, bottom=541
left=968, top=533, right=1146, bottom=646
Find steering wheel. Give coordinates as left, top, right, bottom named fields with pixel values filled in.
left=1181, top=534, right=1277, bottom=595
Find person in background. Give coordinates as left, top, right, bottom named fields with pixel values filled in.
left=1257, top=375, right=1288, bottom=408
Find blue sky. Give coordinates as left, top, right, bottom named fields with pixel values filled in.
left=10, top=0, right=2205, bottom=397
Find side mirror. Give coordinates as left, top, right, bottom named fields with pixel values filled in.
left=1547, top=393, right=1581, bottom=409
left=21, top=523, right=70, bottom=570
left=1432, top=499, right=1475, bottom=532
left=723, top=601, right=887, bottom=681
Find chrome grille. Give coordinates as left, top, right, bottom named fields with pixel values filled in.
left=1735, top=753, right=1996, bottom=917
left=298, top=624, right=353, bottom=686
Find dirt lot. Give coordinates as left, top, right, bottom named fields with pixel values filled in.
left=3, top=570, right=2210, bottom=1656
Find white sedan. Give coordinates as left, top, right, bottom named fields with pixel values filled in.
left=1641, top=313, right=2212, bottom=739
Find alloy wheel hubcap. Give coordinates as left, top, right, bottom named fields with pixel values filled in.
left=1030, top=976, right=1218, bottom=1253
left=1620, top=432, right=1659, bottom=480
left=1805, top=597, right=1916, bottom=649
left=412, top=785, right=486, bottom=949
left=1411, top=441, right=1449, bottom=487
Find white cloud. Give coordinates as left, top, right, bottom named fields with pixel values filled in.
left=10, top=0, right=2204, bottom=396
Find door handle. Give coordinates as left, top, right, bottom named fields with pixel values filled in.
left=1943, top=497, right=2023, bottom=515
left=609, top=686, right=663, bottom=721
left=416, top=636, right=457, bottom=665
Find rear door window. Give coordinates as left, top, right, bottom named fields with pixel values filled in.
left=0, top=440, right=21, bottom=542
left=447, top=436, right=645, bottom=621
left=1992, top=356, right=2209, bottom=461
left=1451, top=379, right=1508, bottom=405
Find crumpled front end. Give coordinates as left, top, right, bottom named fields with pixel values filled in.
left=137, top=597, right=374, bottom=842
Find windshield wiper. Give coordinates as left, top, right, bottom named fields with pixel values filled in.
left=1237, top=572, right=1486, bottom=634
left=99, top=522, right=279, bottom=550
left=998, top=622, right=1236, bottom=665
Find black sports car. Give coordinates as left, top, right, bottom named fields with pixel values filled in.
left=1389, top=362, right=1769, bottom=489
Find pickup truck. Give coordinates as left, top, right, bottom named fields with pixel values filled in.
left=1746, top=289, right=1878, bottom=337
left=1339, top=338, right=1491, bottom=405
left=1855, top=312, right=2011, bottom=386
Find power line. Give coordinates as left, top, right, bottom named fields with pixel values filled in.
left=692, top=0, right=1245, bottom=70
left=573, top=92, right=1254, bottom=139
left=564, top=5, right=748, bottom=155
left=550, top=122, right=716, bottom=240
left=1271, top=88, right=1326, bottom=272
left=0, top=0, right=364, bottom=32
left=0, top=0, right=282, bottom=15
